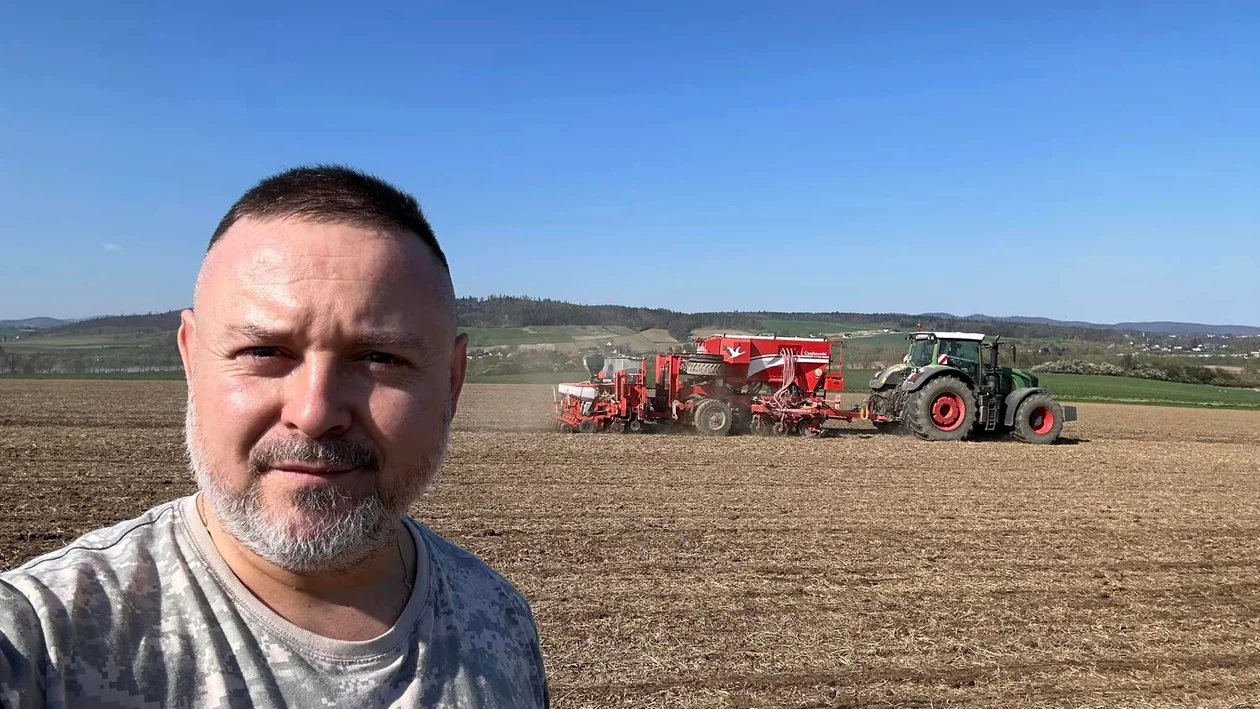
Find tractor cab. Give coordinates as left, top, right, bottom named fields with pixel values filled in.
left=906, top=332, right=986, bottom=383
left=904, top=332, right=1038, bottom=396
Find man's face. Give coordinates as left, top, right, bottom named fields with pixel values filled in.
left=178, top=218, right=466, bottom=572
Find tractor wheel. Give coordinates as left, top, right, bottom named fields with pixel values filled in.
left=682, top=359, right=725, bottom=377
left=1011, top=393, right=1065, bottom=445
left=904, top=376, right=976, bottom=442
left=577, top=419, right=598, bottom=434
left=693, top=398, right=734, bottom=436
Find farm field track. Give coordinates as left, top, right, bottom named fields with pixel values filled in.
left=3, top=380, right=1259, bottom=707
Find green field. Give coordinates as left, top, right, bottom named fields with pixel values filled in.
left=462, top=327, right=577, bottom=347
left=462, top=325, right=642, bottom=348
left=757, top=319, right=897, bottom=337
left=1, top=333, right=160, bottom=351
left=0, top=371, right=185, bottom=381
left=1036, top=373, right=1260, bottom=409
left=465, top=371, right=586, bottom=385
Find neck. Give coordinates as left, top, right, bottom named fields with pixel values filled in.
left=196, top=494, right=415, bottom=641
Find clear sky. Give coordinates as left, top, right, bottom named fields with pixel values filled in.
left=1, top=2, right=1257, bottom=324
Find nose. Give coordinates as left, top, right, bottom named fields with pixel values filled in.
left=281, top=356, right=352, bottom=438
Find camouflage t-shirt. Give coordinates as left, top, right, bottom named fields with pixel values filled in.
left=0, top=494, right=549, bottom=708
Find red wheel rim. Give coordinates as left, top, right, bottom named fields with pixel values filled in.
left=930, top=392, right=966, bottom=431
left=1030, top=406, right=1055, bottom=435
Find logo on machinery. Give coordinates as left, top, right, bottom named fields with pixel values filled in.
left=725, top=345, right=745, bottom=359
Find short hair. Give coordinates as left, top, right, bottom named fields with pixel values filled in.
left=208, top=165, right=449, bottom=274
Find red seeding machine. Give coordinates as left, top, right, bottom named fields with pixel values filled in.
left=552, top=331, right=1077, bottom=443
left=553, top=334, right=865, bottom=437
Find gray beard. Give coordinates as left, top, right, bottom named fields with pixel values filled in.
left=184, top=393, right=451, bottom=574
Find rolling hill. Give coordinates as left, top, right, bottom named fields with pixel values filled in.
left=8, top=297, right=1259, bottom=341
left=0, top=317, right=75, bottom=329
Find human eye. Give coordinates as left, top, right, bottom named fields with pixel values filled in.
left=240, top=346, right=286, bottom=359
left=360, top=351, right=409, bottom=367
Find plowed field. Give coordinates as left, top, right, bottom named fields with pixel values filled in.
left=2, top=380, right=1258, bottom=707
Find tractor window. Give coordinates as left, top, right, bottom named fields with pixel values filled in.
left=907, top=339, right=935, bottom=367
left=943, top=340, right=981, bottom=372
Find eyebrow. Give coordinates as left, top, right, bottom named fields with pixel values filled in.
left=353, top=331, right=431, bottom=354
left=223, top=323, right=284, bottom=342
left=222, top=324, right=430, bottom=353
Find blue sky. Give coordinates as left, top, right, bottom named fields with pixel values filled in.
left=1, top=2, right=1257, bottom=324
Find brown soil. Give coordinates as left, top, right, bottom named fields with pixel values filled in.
left=3, top=380, right=1259, bottom=707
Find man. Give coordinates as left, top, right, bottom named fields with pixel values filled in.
left=0, top=166, right=549, bottom=707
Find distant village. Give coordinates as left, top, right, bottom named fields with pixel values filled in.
left=1133, top=333, right=1260, bottom=359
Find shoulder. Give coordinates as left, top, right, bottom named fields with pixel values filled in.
left=0, top=577, right=45, bottom=705
left=412, top=520, right=535, bottom=619
left=1, top=498, right=186, bottom=613
left=409, top=520, right=549, bottom=705
left=0, top=499, right=189, bottom=704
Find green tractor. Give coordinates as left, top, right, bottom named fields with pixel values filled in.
left=864, top=332, right=1077, bottom=444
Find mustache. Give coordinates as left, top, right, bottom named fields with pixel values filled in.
left=249, top=436, right=381, bottom=474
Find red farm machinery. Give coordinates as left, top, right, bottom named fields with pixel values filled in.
left=552, top=330, right=1078, bottom=443
left=552, top=334, right=869, bottom=437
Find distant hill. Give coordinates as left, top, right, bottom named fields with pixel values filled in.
left=0, top=317, right=75, bottom=329
left=967, top=315, right=1102, bottom=329
left=45, top=311, right=183, bottom=335
left=11, top=298, right=1259, bottom=340
left=1112, top=321, right=1260, bottom=336
left=968, top=314, right=1260, bottom=337
left=457, top=298, right=1140, bottom=342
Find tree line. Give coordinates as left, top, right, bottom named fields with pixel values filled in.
left=456, top=296, right=1144, bottom=343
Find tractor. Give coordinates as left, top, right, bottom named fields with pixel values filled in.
left=863, top=332, right=1077, bottom=444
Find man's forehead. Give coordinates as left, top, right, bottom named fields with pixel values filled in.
left=197, top=217, right=448, bottom=302
left=216, top=218, right=407, bottom=268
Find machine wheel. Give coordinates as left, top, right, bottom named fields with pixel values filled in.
left=682, top=359, right=725, bottom=377
left=577, top=419, right=598, bottom=434
left=693, top=398, right=734, bottom=436
left=560, top=423, right=576, bottom=434
left=798, top=419, right=825, bottom=438
left=772, top=420, right=793, bottom=436
left=628, top=419, right=644, bottom=433
left=904, top=376, right=976, bottom=441
left=609, top=420, right=627, bottom=434
left=751, top=414, right=774, bottom=436
left=1011, top=393, right=1065, bottom=444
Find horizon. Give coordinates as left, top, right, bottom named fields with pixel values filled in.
left=5, top=296, right=1259, bottom=331
left=2, top=3, right=1258, bottom=323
